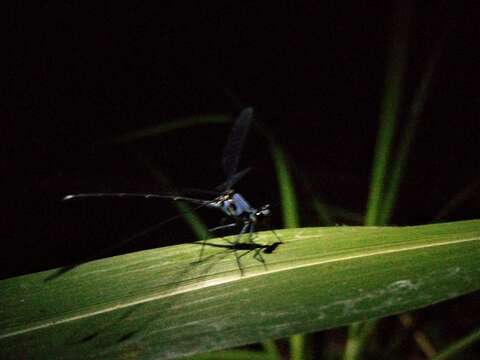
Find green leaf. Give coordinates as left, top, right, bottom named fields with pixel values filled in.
left=1, top=219, right=479, bottom=360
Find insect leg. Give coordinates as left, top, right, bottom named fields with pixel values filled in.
left=235, top=222, right=250, bottom=244
left=197, top=222, right=237, bottom=261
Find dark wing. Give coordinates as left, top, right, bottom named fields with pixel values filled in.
left=221, top=107, right=254, bottom=182
left=215, top=167, right=251, bottom=192
left=62, top=192, right=212, bottom=205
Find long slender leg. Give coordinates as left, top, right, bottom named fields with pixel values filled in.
left=248, top=222, right=255, bottom=243
left=234, top=242, right=266, bottom=270
left=235, top=222, right=250, bottom=244
left=253, top=247, right=266, bottom=267
left=269, top=228, right=282, bottom=243
left=208, top=223, right=238, bottom=232
left=230, top=222, right=250, bottom=275
left=252, top=236, right=266, bottom=267
left=197, top=222, right=238, bottom=262
left=236, top=222, right=266, bottom=272
left=234, top=250, right=244, bottom=276
left=247, top=222, right=269, bottom=267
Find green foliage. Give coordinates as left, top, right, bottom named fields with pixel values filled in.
left=4, top=5, right=478, bottom=357
left=1, top=220, right=480, bottom=359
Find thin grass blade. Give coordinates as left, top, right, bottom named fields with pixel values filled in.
left=114, top=115, right=230, bottom=143
left=134, top=152, right=208, bottom=241
left=432, top=327, right=480, bottom=360
left=379, top=31, right=445, bottom=225
left=364, top=1, right=411, bottom=227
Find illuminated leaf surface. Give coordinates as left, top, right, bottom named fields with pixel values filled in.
left=1, top=220, right=479, bottom=359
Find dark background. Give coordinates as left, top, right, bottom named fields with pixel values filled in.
left=3, top=2, right=479, bottom=281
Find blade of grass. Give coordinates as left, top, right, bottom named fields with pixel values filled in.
left=325, top=205, right=363, bottom=225
left=263, top=339, right=283, bottom=360
left=344, top=322, right=363, bottom=360
left=271, top=142, right=300, bottom=229
left=364, top=0, right=411, bottom=227
left=293, top=163, right=334, bottom=226
left=434, top=176, right=480, bottom=221
left=312, top=198, right=335, bottom=226
left=432, top=327, right=480, bottom=360
left=114, top=114, right=231, bottom=143
left=379, top=31, right=444, bottom=225
left=1, top=220, right=479, bottom=359
left=398, top=314, right=437, bottom=358
left=344, top=321, right=377, bottom=360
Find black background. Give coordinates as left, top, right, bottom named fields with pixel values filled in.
left=3, top=2, right=479, bottom=282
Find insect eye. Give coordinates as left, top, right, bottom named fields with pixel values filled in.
left=257, top=206, right=270, bottom=216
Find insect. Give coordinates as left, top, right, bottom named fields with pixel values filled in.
left=63, top=107, right=279, bottom=268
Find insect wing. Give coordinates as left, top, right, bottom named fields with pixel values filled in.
left=221, top=107, right=254, bottom=180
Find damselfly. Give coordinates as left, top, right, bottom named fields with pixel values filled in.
left=63, top=107, right=279, bottom=266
